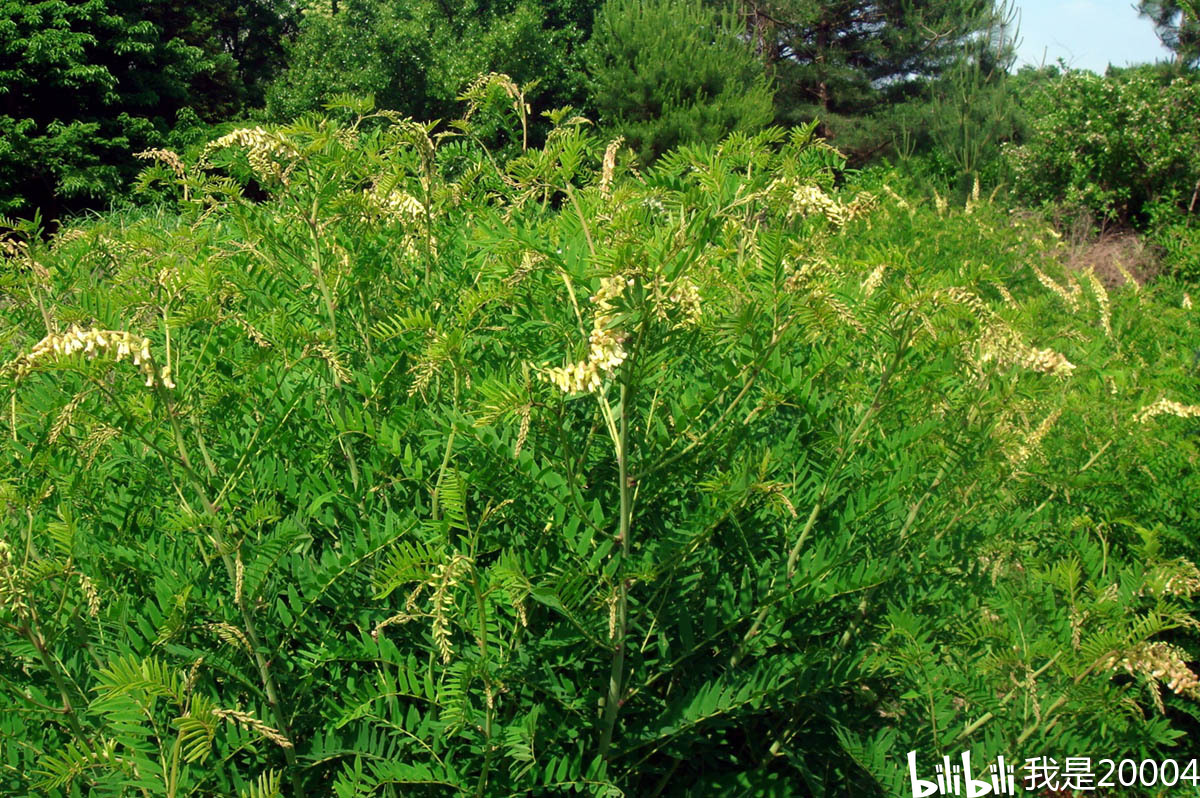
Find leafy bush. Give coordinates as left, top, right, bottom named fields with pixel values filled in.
left=1005, top=68, right=1200, bottom=226
left=0, top=0, right=296, bottom=221
left=583, top=0, right=775, bottom=162
left=1150, top=217, right=1200, bottom=282
left=266, top=0, right=594, bottom=127
left=2, top=90, right=1200, bottom=796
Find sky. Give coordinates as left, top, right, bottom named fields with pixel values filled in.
left=1012, top=1, right=1173, bottom=73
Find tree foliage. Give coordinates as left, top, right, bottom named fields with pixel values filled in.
left=1004, top=68, right=1200, bottom=225
left=740, top=0, right=1011, bottom=125
left=0, top=0, right=295, bottom=220
left=265, top=0, right=597, bottom=125
left=1139, top=0, right=1200, bottom=67
left=583, top=0, right=775, bottom=162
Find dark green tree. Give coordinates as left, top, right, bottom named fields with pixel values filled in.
left=738, top=1, right=1008, bottom=123
left=0, top=0, right=296, bottom=221
left=266, top=0, right=597, bottom=124
left=140, top=0, right=299, bottom=114
left=0, top=0, right=203, bottom=219
left=1138, top=0, right=1200, bottom=67
left=583, top=0, right=776, bottom=162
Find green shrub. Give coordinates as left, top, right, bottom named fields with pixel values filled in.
left=1151, top=219, right=1200, bottom=281
left=2, top=89, right=1200, bottom=796
left=582, top=0, right=775, bottom=162
left=266, top=0, right=594, bottom=127
left=1005, top=69, right=1200, bottom=226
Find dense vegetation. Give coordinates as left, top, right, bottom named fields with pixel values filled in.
left=0, top=0, right=294, bottom=218
left=2, top=0, right=1027, bottom=222
left=583, top=0, right=775, bottom=160
left=2, top=86, right=1200, bottom=794
left=3, top=0, right=1200, bottom=795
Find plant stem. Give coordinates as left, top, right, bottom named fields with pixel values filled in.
left=164, top=403, right=306, bottom=798
left=305, top=210, right=360, bottom=492
left=470, top=571, right=494, bottom=796
left=731, top=320, right=909, bottom=668
left=599, top=382, right=631, bottom=759
left=565, top=183, right=595, bottom=257
left=24, top=617, right=93, bottom=753
left=953, top=653, right=1061, bottom=742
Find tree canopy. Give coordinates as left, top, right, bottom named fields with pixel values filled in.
left=0, top=0, right=295, bottom=220
left=265, top=0, right=599, bottom=124
left=584, top=0, right=776, bottom=161
left=740, top=0, right=1010, bottom=121
left=1139, top=0, right=1200, bottom=66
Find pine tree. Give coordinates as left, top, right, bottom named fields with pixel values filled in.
left=739, top=0, right=1008, bottom=122
left=584, top=0, right=776, bottom=161
left=1138, top=0, right=1200, bottom=67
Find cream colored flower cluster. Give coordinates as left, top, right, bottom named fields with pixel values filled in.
left=591, top=274, right=630, bottom=310
left=1081, top=268, right=1112, bottom=338
left=861, top=264, right=887, bottom=298
left=649, top=276, right=702, bottom=328
left=600, top=136, right=625, bottom=197
left=1133, top=398, right=1200, bottom=424
left=543, top=276, right=629, bottom=394
left=1019, top=346, right=1077, bottom=377
left=782, top=258, right=828, bottom=291
left=940, top=286, right=992, bottom=319
left=938, top=286, right=1076, bottom=379
left=135, top=148, right=186, bottom=181
left=1105, top=641, right=1200, bottom=703
left=1031, top=264, right=1081, bottom=312
left=364, top=187, right=426, bottom=220
left=788, top=184, right=846, bottom=226
left=1142, top=560, right=1200, bottom=598
left=1003, top=408, right=1062, bottom=469
left=0, top=539, right=27, bottom=617
left=360, top=186, right=435, bottom=257
left=10, top=325, right=174, bottom=389
left=201, top=127, right=297, bottom=184
left=972, top=316, right=1075, bottom=378
left=545, top=324, right=628, bottom=394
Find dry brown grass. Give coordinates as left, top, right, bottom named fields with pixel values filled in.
left=1045, top=207, right=1161, bottom=287
left=1065, top=230, right=1160, bottom=288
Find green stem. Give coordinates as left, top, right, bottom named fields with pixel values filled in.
left=306, top=210, right=360, bottom=492
left=731, top=320, right=909, bottom=668
left=24, top=618, right=93, bottom=753
left=599, top=382, right=631, bottom=759
left=431, top=380, right=460, bottom=522
left=633, top=311, right=801, bottom=484
left=471, top=572, right=494, bottom=796
left=565, top=183, right=595, bottom=257
left=164, top=405, right=306, bottom=798
left=166, top=724, right=184, bottom=798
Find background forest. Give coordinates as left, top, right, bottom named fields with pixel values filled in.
left=3, top=1, right=1200, bottom=796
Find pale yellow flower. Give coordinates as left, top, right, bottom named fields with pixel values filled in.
left=8, top=325, right=173, bottom=390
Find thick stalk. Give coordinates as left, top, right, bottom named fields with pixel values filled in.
left=598, top=383, right=630, bottom=758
